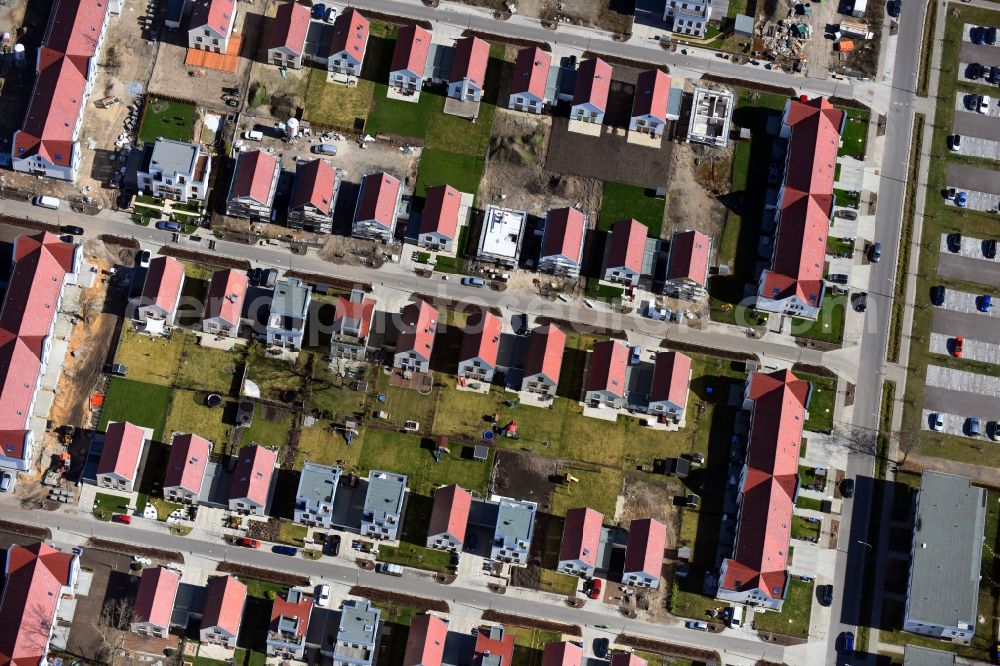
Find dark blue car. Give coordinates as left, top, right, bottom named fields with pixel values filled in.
left=841, top=631, right=855, bottom=653
left=311, top=3, right=326, bottom=19
left=972, top=27, right=985, bottom=45
left=272, top=545, right=298, bottom=556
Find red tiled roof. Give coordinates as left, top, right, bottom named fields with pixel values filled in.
left=204, top=269, right=249, bottom=327
left=96, top=421, right=145, bottom=480
left=270, top=592, right=313, bottom=637
left=474, top=628, right=514, bottom=665
left=559, top=508, right=603, bottom=568
left=542, top=641, right=584, bottom=666
left=572, top=58, right=612, bottom=111
left=329, top=8, right=369, bottom=61
left=403, top=614, right=448, bottom=666
left=397, top=300, right=438, bottom=362
left=420, top=184, right=462, bottom=241
left=356, top=171, right=402, bottom=231
left=0, top=543, right=76, bottom=666
left=230, top=150, right=279, bottom=205
left=720, top=369, right=809, bottom=600
left=201, top=575, right=247, bottom=637
left=391, top=24, right=431, bottom=75
left=605, top=219, right=647, bottom=274
left=450, top=36, right=489, bottom=87
left=334, top=294, right=375, bottom=340
left=623, top=518, right=666, bottom=578
left=648, top=351, right=691, bottom=408
left=510, top=47, right=551, bottom=98
left=761, top=97, right=843, bottom=308
left=141, top=256, right=185, bottom=315
left=229, top=444, right=277, bottom=506
left=163, top=433, right=211, bottom=494
left=0, top=233, right=75, bottom=444
left=133, top=567, right=180, bottom=629
left=190, top=0, right=236, bottom=37
left=268, top=1, right=309, bottom=54
left=460, top=311, right=501, bottom=368
left=290, top=158, right=338, bottom=215
left=523, top=324, right=565, bottom=386
left=631, top=69, right=670, bottom=121
left=610, top=655, right=648, bottom=666
left=666, top=230, right=710, bottom=286
left=13, top=0, right=109, bottom=169
left=428, top=484, right=472, bottom=543
left=585, top=340, right=629, bottom=397
left=542, top=208, right=585, bottom=264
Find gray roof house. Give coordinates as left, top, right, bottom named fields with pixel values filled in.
left=326, top=599, right=381, bottom=664
left=137, top=139, right=211, bottom=203
left=491, top=497, right=537, bottom=566
left=293, top=461, right=341, bottom=528
left=266, top=278, right=312, bottom=350
left=902, top=645, right=957, bottom=666
left=361, top=470, right=408, bottom=541
left=903, top=471, right=986, bottom=644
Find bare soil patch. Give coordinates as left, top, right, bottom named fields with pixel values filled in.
left=481, top=610, right=581, bottom=636
left=619, top=475, right=681, bottom=548
left=479, top=111, right=603, bottom=217
left=217, top=561, right=310, bottom=587
left=492, top=450, right=559, bottom=508
left=349, top=587, right=450, bottom=613
left=87, top=538, right=184, bottom=563
left=618, top=634, right=722, bottom=662
left=662, top=142, right=732, bottom=242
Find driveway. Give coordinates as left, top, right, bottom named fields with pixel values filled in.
left=927, top=365, right=1000, bottom=396
left=961, top=35, right=1000, bottom=67
left=947, top=129, right=1000, bottom=160
left=924, top=386, right=1000, bottom=428
left=939, top=232, right=998, bottom=260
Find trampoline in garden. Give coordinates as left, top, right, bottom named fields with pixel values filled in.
left=482, top=430, right=495, bottom=442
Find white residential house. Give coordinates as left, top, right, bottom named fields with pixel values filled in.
left=137, top=139, right=212, bottom=203
left=663, top=0, right=713, bottom=38
left=457, top=311, right=501, bottom=384
left=507, top=47, right=551, bottom=113
left=294, top=461, right=341, bottom=528
left=491, top=498, right=536, bottom=566
left=266, top=278, right=312, bottom=350
left=330, top=289, right=375, bottom=360
left=202, top=269, right=248, bottom=339
left=447, top=36, right=489, bottom=102
left=352, top=172, right=402, bottom=242
left=226, top=149, right=280, bottom=222
left=389, top=25, right=431, bottom=93
left=95, top=421, right=146, bottom=493
left=327, top=8, right=369, bottom=78
left=361, top=470, right=407, bottom=541
left=188, top=0, right=237, bottom=53
left=136, top=256, right=185, bottom=333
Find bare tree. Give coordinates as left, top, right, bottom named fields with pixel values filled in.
left=78, top=291, right=101, bottom=326
left=831, top=425, right=918, bottom=469
left=94, top=597, right=134, bottom=665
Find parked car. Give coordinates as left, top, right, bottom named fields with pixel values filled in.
left=840, top=478, right=855, bottom=498
left=834, top=208, right=858, bottom=220
left=630, top=346, right=642, bottom=365
left=263, top=268, right=278, bottom=289
left=946, top=187, right=957, bottom=200
left=461, top=277, right=485, bottom=287
left=248, top=267, right=263, bottom=286
left=972, top=26, right=985, bottom=44
left=685, top=621, right=710, bottom=631
left=985, top=239, right=997, bottom=259
left=107, top=363, right=127, bottom=377
left=969, top=62, right=985, bottom=80
left=155, top=221, right=181, bottom=232
left=272, top=545, right=298, bottom=556
left=376, top=563, right=403, bottom=576
left=931, top=412, right=945, bottom=431
left=137, top=250, right=151, bottom=268
left=311, top=144, right=337, bottom=156
left=953, top=336, right=965, bottom=357
left=979, top=294, right=993, bottom=312
left=956, top=191, right=968, bottom=208
left=841, top=631, right=855, bottom=653
left=968, top=416, right=982, bottom=437
left=990, top=66, right=1000, bottom=84
left=947, top=233, right=962, bottom=252
left=988, top=26, right=998, bottom=45
left=828, top=273, right=849, bottom=285
left=59, top=224, right=84, bottom=236
left=237, top=537, right=260, bottom=548
left=868, top=242, right=882, bottom=263
left=965, top=93, right=980, bottom=110
left=0, top=471, right=11, bottom=493
left=819, top=585, right=834, bottom=606
left=112, top=514, right=132, bottom=524
left=315, top=584, right=331, bottom=607
left=588, top=578, right=602, bottom=599
left=887, top=0, right=901, bottom=16
left=34, top=195, right=60, bottom=210
left=593, top=638, right=610, bottom=658
left=979, top=95, right=992, bottom=114
left=323, top=534, right=341, bottom=556
left=311, top=2, right=326, bottom=19
left=852, top=292, right=868, bottom=312
left=948, top=134, right=962, bottom=152
left=991, top=421, right=1000, bottom=442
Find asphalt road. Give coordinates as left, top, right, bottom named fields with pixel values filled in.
left=932, top=308, right=1000, bottom=344
left=947, top=161, right=1000, bottom=194
left=924, top=385, right=1000, bottom=417
left=952, top=108, right=1000, bottom=140
left=937, top=252, right=1000, bottom=286
left=345, top=0, right=861, bottom=100
left=825, top=0, right=929, bottom=661
left=6, top=506, right=787, bottom=663
left=960, top=41, right=1000, bottom=68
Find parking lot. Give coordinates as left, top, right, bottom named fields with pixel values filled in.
left=919, top=408, right=998, bottom=438
left=952, top=108, right=1000, bottom=140
left=929, top=331, right=1000, bottom=364
left=939, top=232, right=998, bottom=260
left=947, top=129, right=1000, bottom=160
left=954, top=91, right=1000, bottom=118
left=938, top=253, right=1000, bottom=286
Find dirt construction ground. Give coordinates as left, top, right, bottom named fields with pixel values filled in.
left=661, top=141, right=732, bottom=244
left=478, top=110, right=602, bottom=219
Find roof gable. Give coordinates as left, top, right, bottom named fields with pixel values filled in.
left=356, top=171, right=402, bottom=230
left=631, top=69, right=670, bottom=121
left=403, top=614, right=448, bottom=666
left=140, top=256, right=185, bottom=314
left=267, top=1, right=309, bottom=54
left=572, top=58, right=612, bottom=110
left=133, top=567, right=180, bottom=628
left=450, top=36, right=489, bottom=87
left=391, top=24, right=431, bottom=75
left=229, top=444, right=277, bottom=505
left=666, top=230, right=710, bottom=286
left=204, top=269, right=249, bottom=326
left=420, top=184, right=462, bottom=240
left=606, top=218, right=647, bottom=273
left=623, top=518, right=666, bottom=577
left=329, top=8, right=369, bottom=60
left=460, top=310, right=501, bottom=367
left=290, top=158, right=338, bottom=214
left=523, top=324, right=566, bottom=385
left=542, top=207, right=585, bottom=264
left=510, top=47, right=551, bottom=98
left=397, top=300, right=438, bottom=361
left=558, top=508, right=603, bottom=567
left=201, top=575, right=247, bottom=636
left=648, top=351, right=692, bottom=407
left=230, top=150, right=279, bottom=205
left=585, top=340, right=629, bottom=397
left=96, top=421, right=145, bottom=480
left=163, top=433, right=211, bottom=494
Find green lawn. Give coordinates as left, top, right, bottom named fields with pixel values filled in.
left=92, top=492, right=130, bottom=521
left=174, top=338, right=240, bottom=394
left=303, top=68, right=374, bottom=130
left=378, top=542, right=453, bottom=573
left=826, top=236, right=855, bottom=256
left=372, top=371, right=441, bottom=432
left=790, top=515, right=821, bottom=541
left=834, top=188, right=861, bottom=208
left=538, top=569, right=579, bottom=596
left=307, top=354, right=370, bottom=418
left=114, top=327, right=183, bottom=386
left=246, top=353, right=306, bottom=401
left=138, top=97, right=196, bottom=144
left=149, top=497, right=183, bottom=521
left=295, top=419, right=364, bottom=470
left=838, top=107, right=870, bottom=159
left=244, top=402, right=294, bottom=449
left=414, top=149, right=485, bottom=200
left=278, top=521, right=308, bottom=547
left=790, top=291, right=846, bottom=344
left=752, top=577, right=813, bottom=638
left=366, top=83, right=437, bottom=139
left=795, top=496, right=823, bottom=511
left=597, top=181, right=666, bottom=237
left=548, top=467, right=622, bottom=518
left=357, top=429, right=492, bottom=496
left=98, top=378, right=172, bottom=442
left=164, top=389, right=232, bottom=452
left=798, top=372, right=836, bottom=432
left=585, top=278, right=624, bottom=302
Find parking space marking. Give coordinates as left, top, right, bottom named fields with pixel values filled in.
left=929, top=332, right=1000, bottom=364
left=927, top=365, right=1000, bottom=396
left=955, top=91, right=1000, bottom=118
left=939, top=287, right=997, bottom=315
left=939, top=232, right=998, bottom=261
left=920, top=409, right=969, bottom=437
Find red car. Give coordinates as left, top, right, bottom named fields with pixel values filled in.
left=953, top=336, right=965, bottom=358
left=588, top=578, right=602, bottom=599
left=112, top=514, right=132, bottom=524
left=237, top=537, right=260, bottom=549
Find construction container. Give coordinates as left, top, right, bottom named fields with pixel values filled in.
left=835, top=39, right=855, bottom=51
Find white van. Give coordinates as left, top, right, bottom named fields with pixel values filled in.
left=729, top=605, right=743, bottom=628
left=33, top=196, right=60, bottom=210
left=243, top=130, right=264, bottom=141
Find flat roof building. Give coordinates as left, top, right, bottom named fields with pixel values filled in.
left=491, top=497, right=536, bottom=565
left=686, top=86, right=734, bottom=148
left=477, top=205, right=527, bottom=268
left=294, top=461, right=341, bottom=528
left=362, top=470, right=408, bottom=541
